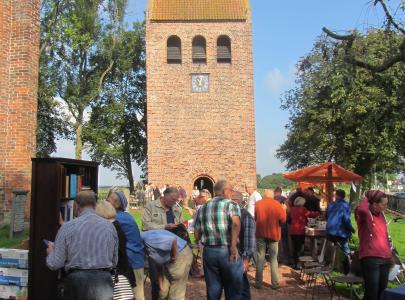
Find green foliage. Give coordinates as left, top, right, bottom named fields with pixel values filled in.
left=277, top=31, right=405, bottom=188
left=38, top=0, right=128, bottom=158
left=0, top=225, right=29, bottom=249
left=258, top=173, right=294, bottom=190
left=83, top=22, right=146, bottom=192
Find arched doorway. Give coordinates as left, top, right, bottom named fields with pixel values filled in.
left=193, top=176, right=214, bottom=197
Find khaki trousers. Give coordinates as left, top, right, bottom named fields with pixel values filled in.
left=159, top=246, right=193, bottom=300
left=133, top=267, right=145, bottom=300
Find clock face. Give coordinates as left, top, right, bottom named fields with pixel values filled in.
left=191, top=74, right=209, bottom=93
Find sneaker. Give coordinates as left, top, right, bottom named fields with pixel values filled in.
left=271, top=284, right=280, bottom=290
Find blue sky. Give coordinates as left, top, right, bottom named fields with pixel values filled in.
left=55, top=0, right=388, bottom=185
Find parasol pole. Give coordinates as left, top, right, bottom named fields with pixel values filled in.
left=326, top=164, right=333, bottom=202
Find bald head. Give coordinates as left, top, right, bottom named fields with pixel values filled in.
left=75, top=191, right=97, bottom=207
left=214, top=180, right=232, bottom=197
left=264, top=189, right=274, bottom=198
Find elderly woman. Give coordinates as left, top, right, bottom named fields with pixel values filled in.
left=107, top=191, right=144, bottom=300
left=96, top=200, right=135, bottom=299
left=355, top=190, right=392, bottom=300
left=289, top=196, right=320, bottom=269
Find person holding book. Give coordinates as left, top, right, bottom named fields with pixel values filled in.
left=46, top=191, right=118, bottom=300
left=107, top=191, right=145, bottom=300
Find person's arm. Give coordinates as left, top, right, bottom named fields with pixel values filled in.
left=243, top=214, right=256, bottom=272
left=279, top=204, right=287, bottom=224
left=170, top=238, right=177, bottom=262
left=343, top=204, right=355, bottom=233
left=46, top=226, right=67, bottom=270
left=355, top=197, right=369, bottom=224
left=230, top=215, right=241, bottom=262
left=193, top=209, right=201, bottom=242
left=142, top=203, right=165, bottom=230
left=112, top=228, right=119, bottom=267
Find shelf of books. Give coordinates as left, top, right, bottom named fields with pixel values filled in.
left=29, top=158, right=99, bottom=300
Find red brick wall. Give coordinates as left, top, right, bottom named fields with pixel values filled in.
left=0, top=0, right=40, bottom=222
left=146, top=10, right=257, bottom=195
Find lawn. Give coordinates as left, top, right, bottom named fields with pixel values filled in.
left=0, top=225, right=29, bottom=249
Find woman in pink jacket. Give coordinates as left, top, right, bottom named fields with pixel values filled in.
left=355, top=190, right=392, bottom=300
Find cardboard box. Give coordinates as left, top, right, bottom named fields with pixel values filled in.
left=0, top=249, right=28, bottom=269
left=0, top=285, right=27, bottom=299
left=0, top=268, right=28, bottom=287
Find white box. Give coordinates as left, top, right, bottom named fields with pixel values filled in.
left=0, top=267, right=28, bottom=287
left=0, top=249, right=28, bottom=269
left=0, top=285, right=27, bottom=299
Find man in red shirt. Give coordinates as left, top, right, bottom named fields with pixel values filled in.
left=254, top=190, right=287, bottom=290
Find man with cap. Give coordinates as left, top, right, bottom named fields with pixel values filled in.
left=107, top=191, right=144, bottom=300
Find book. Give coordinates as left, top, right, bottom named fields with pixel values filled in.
left=77, top=175, right=82, bottom=193
left=65, top=176, right=70, bottom=198
left=69, top=174, right=78, bottom=198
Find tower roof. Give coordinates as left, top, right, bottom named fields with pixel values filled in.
left=149, top=0, right=249, bottom=21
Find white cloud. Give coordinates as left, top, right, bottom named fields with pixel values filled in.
left=264, top=65, right=296, bottom=95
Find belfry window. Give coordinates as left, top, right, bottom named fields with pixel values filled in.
left=217, top=35, right=231, bottom=63
left=192, top=36, right=207, bottom=64
left=167, top=36, right=182, bottom=64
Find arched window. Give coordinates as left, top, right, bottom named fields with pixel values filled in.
left=167, top=36, right=181, bottom=64
left=217, top=35, right=231, bottom=63
left=192, top=36, right=207, bottom=64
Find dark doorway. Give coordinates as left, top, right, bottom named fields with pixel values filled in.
left=193, top=176, right=214, bottom=197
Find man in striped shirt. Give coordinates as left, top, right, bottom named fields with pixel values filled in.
left=194, top=180, right=243, bottom=300
left=46, top=191, right=118, bottom=300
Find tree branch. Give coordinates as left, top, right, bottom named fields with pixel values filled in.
left=322, top=27, right=356, bottom=41
left=374, top=0, right=405, bottom=35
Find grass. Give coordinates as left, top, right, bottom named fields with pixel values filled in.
left=0, top=225, right=29, bottom=249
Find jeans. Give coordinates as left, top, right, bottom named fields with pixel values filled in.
left=203, top=247, right=243, bottom=300
left=327, top=235, right=351, bottom=274
left=361, top=257, right=391, bottom=300
left=278, top=223, right=291, bottom=263
left=255, top=238, right=279, bottom=286
left=291, top=235, right=305, bottom=266
left=63, top=270, right=113, bottom=300
left=241, top=272, right=251, bottom=300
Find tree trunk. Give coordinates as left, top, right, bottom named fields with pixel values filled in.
left=75, top=111, right=84, bottom=160
left=349, top=182, right=361, bottom=206
left=123, top=142, right=134, bottom=194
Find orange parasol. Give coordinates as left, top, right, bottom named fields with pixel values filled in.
left=283, top=162, right=362, bottom=201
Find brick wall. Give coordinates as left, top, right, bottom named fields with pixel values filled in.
left=0, top=0, right=40, bottom=222
left=146, top=11, right=257, bottom=195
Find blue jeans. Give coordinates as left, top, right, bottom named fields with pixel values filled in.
left=63, top=270, right=113, bottom=300
left=242, top=272, right=251, bottom=300
left=361, top=257, right=391, bottom=300
left=203, top=247, right=244, bottom=300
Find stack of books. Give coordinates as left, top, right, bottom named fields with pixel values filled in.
left=0, top=249, right=28, bottom=299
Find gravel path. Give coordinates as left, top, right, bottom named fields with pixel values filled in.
left=144, top=263, right=345, bottom=299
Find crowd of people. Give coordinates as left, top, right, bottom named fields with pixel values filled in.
left=45, top=181, right=394, bottom=300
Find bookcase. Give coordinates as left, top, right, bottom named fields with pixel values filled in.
left=28, top=158, right=99, bottom=300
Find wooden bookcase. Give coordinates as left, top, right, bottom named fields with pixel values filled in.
left=28, top=158, right=99, bottom=300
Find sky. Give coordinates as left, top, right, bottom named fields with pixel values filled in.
left=55, top=0, right=389, bottom=186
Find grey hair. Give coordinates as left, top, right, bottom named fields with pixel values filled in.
left=163, top=186, right=179, bottom=196
left=75, top=191, right=97, bottom=207
left=214, top=180, right=229, bottom=195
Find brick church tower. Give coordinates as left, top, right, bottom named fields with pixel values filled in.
left=0, top=0, right=40, bottom=222
left=146, top=0, right=256, bottom=195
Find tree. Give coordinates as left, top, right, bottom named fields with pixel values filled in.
left=83, top=23, right=146, bottom=193
left=37, top=0, right=72, bottom=157
left=277, top=31, right=405, bottom=198
left=39, top=0, right=127, bottom=159
left=323, top=0, right=405, bottom=72
left=258, top=173, right=294, bottom=190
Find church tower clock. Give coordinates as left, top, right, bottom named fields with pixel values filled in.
left=146, top=0, right=257, bottom=195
